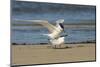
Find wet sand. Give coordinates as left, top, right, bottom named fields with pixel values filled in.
left=11, top=43, right=96, bottom=66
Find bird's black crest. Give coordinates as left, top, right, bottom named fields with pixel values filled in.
left=59, top=23, right=64, bottom=30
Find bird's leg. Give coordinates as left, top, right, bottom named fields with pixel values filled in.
left=60, top=44, right=62, bottom=48
left=59, top=44, right=62, bottom=48
left=58, top=45, right=60, bottom=48
left=54, top=45, right=56, bottom=49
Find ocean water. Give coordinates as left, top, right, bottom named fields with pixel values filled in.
left=11, top=1, right=96, bottom=44
left=11, top=25, right=95, bottom=44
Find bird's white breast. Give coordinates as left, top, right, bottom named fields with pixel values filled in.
left=50, top=37, right=64, bottom=45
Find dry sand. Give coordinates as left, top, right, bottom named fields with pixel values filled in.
left=11, top=43, right=96, bottom=66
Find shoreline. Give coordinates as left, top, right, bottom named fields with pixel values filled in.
left=12, top=43, right=96, bottom=66
left=12, top=41, right=96, bottom=45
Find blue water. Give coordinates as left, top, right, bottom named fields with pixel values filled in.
left=11, top=1, right=96, bottom=44
left=11, top=26, right=95, bottom=44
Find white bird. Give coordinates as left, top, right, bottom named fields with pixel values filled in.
left=14, top=19, right=66, bottom=48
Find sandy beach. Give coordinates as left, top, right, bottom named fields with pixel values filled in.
left=11, top=43, right=96, bottom=66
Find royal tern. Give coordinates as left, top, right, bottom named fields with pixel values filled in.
left=14, top=19, right=66, bottom=48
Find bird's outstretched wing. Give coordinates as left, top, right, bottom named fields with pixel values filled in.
left=13, top=20, right=57, bottom=33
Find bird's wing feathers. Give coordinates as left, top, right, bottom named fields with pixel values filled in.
left=14, top=20, right=56, bottom=33
left=38, top=21, right=57, bottom=33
